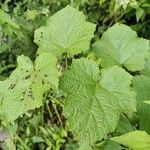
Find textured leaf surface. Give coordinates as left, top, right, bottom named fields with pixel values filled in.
left=93, top=23, right=149, bottom=71
left=111, top=130, right=150, bottom=150
left=59, top=58, right=136, bottom=149
left=34, top=5, right=96, bottom=56
left=0, top=53, right=58, bottom=123
left=133, top=59, right=150, bottom=133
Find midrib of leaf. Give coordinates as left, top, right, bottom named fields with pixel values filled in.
left=72, top=79, right=120, bottom=143
left=63, top=12, right=84, bottom=48
left=75, top=83, right=102, bottom=147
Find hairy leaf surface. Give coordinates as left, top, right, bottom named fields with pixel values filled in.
left=111, top=130, right=150, bottom=150
left=93, top=23, right=149, bottom=71
left=59, top=58, right=136, bottom=149
left=0, top=53, right=58, bottom=123
left=34, top=5, right=96, bottom=56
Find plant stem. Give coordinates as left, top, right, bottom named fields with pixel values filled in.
left=46, top=100, right=53, bottom=119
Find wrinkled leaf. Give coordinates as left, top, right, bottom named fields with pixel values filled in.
left=133, top=59, right=150, bottom=133
left=59, top=58, right=136, bottom=149
left=93, top=23, right=150, bottom=71
left=34, top=5, right=96, bottom=56
left=0, top=53, right=58, bottom=124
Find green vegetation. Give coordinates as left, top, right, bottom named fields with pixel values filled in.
left=1, top=0, right=150, bottom=150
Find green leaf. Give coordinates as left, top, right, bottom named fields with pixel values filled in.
left=141, top=58, right=150, bottom=76
left=99, top=0, right=106, bottom=5
left=59, top=58, right=136, bottom=149
left=103, top=140, right=122, bottom=150
left=93, top=23, right=150, bottom=71
left=133, top=59, right=150, bottom=133
left=34, top=5, right=96, bottom=56
left=136, top=7, right=144, bottom=22
left=115, top=0, right=130, bottom=9
left=0, top=9, right=19, bottom=29
left=95, top=140, right=122, bottom=150
left=143, top=101, right=150, bottom=105
left=32, top=136, right=44, bottom=143
left=3, top=138, right=16, bottom=150
left=111, top=130, right=150, bottom=150
left=0, top=53, right=58, bottom=124
left=115, top=115, right=134, bottom=135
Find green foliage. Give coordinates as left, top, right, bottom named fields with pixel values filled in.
left=1, top=0, right=150, bottom=149
left=93, top=23, right=150, bottom=71
left=115, top=115, right=134, bottom=135
left=0, top=9, right=19, bottom=29
left=102, top=140, right=122, bottom=150
left=59, top=58, right=136, bottom=149
left=0, top=53, right=58, bottom=124
left=111, top=130, right=150, bottom=150
left=34, top=5, right=96, bottom=56
left=133, top=59, right=150, bottom=133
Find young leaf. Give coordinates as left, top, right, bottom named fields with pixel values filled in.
left=59, top=58, right=136, bottom=149
left=111, top=130, right=150, bottom=150
left=34, top=5, right=96, bottom=56
left=133, top=59, right=150, bottom=133
left=0, top=53, right=58, bottom=124
left=93, top=23, right=150, bottom=71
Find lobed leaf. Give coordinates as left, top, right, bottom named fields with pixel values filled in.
left=59, top=58, right=136, bottom=149
left=34, top=5, right=96, bottom=56
left=93, top=23, right=150, bottom=71
left=0, top=53, right=58, bottom=124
